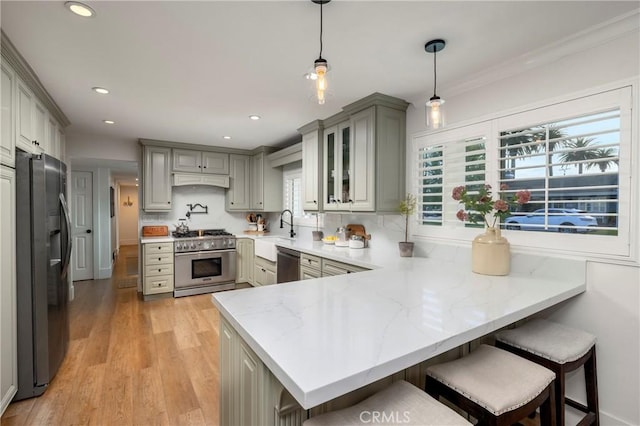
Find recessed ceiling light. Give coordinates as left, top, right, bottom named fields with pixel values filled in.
left=103, top=120, right=115, bottom=124
left=249, top=115, right=261, bottom=121
left=223, top=136, right=232, bottom=140
left=65, top=1, right=95, bottom=18
left=92, top=87, right=109, bottom=94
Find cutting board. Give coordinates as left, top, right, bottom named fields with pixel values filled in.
left=142, top=225, right=169, bottom=237
left=346, top=224, right=370, bottom=240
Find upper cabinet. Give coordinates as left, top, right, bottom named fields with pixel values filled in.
left=1, top=61, right=15, bottom=167
left=300, top=93, right=409, bottom=213
left=143, top=146, right=172, bottom=212
left=2, top=35, right=69, bottom=161
left=299, top=120, right=323, bottom=211
left=172, top=149, right=229, bottom=175
left=226, top=154, right=251, bottom=211
left=250, top=151, right=282, bottom=212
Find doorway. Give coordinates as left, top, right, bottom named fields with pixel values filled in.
left=71, top=171, right=94, bottom=281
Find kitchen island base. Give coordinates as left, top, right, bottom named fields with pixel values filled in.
left=219, top=315, right=466, bottom=426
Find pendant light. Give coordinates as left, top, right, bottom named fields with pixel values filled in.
left=425, top=39, right=446, bottom=129
left=310, top=0, right=331, bottom=105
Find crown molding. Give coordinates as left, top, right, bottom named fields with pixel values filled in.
left=1, top=30, right=71, bottom=127
left=446, top=9, right=640, bottom=99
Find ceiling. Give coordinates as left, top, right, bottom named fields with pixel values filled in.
left=2, top=1, right=637, bottom=161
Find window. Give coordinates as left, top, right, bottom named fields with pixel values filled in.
left=499, top=110, right=620, bottom=235
left=414, top=86, right=634, bottom=261
left=283, top=169, right=302, bottom=218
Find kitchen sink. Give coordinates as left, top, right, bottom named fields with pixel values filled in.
left=253, top=236, right=294, bottom=262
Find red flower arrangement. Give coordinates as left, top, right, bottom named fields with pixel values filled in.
left=452, top=184, right=531, bottom=228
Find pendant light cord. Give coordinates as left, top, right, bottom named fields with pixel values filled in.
left=432, top=49, right=437, bottom=97
left=319, top=2, right=324, bottom=59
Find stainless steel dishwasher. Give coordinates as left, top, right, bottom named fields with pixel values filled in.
left=276, top=247, right=300, bottom=283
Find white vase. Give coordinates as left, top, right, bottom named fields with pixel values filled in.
left=472, top=227, right=510, bottom=276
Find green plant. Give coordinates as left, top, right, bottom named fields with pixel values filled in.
left=398, top=193, right=417, bottom=242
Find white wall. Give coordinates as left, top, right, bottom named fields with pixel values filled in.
left=119, top=185, right=139, bottom=246
left=402, top=27, right=640, bottom=426
left=139, top=185, right=282, bottom=236
left=66, top=134, right=138, bottom=162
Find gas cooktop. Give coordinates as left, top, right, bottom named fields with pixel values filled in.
left=172, top=229, right=233, bottom=238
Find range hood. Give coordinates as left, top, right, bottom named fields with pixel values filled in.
left=172, top=173, right=230, bottom=188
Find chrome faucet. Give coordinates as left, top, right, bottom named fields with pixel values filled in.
left=280, top=209, right=296, bottom=238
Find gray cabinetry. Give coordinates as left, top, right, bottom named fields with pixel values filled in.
left=0, top=166, right=17, bottom=414
left=142, top=242, right=174, bottom=297
left=322, top=258, right=369, bottom=276
left=236, top=238, right=254, bottom=285
left=1, top=61, right=15, bottom=167
left=254, top=256, right=276, bottom=286
left=301, top=93, right=408, bottom=213
left=143, top=146, right=172, bottom=212
left=227, top=154, right=251, bottom=211
left=250, top=151, right=282, bottom=212
left=300, top=253, right=322, bottom=280
left=299, top=120, right=323, bottom=211
left=172, top=148, right=229, bottom=174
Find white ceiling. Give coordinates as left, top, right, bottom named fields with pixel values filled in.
left=2, top=1, right=637, bottom=157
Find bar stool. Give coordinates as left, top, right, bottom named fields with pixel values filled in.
left=303, top=380, right=472, bottom=426
left=425, top=344, right=557, bottom=426
left=495, top=319, right=599, bottom=426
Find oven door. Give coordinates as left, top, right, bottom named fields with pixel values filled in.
left=174, top=249, right=236, bottom=289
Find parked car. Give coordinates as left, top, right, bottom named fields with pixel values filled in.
left=504, top=208, right=598, bottom=233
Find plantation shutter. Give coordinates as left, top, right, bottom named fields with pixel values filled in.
left=417, top=129, right=487, bottom=227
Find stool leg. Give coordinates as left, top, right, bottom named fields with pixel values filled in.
left=556, top=365, right=565, bottom=426
left=540, top=383, right=557, bottom=426
left=584, top=348, right=599, bottom=426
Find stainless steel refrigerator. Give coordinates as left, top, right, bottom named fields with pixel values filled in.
left=14, top=149, right=72, bottom=401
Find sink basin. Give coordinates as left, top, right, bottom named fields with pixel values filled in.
left=254, top=237, right=293, bottom=262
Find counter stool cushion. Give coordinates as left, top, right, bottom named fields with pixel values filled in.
left=495, top=318, right=596, bottom=364
left=303, top=380, right=472, bottom=426
left=426, top=344, right=555, bottom=416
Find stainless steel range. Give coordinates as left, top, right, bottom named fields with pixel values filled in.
left=173, top=229, right=236, bottom=297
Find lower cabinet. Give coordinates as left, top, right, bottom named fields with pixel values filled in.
left=322, top=259, right=369, bottom=276
left=142, top=242, right=174, bottom=298
left=254, top=256, right=276, bottom=286
left=300, top=253, right=322, bottom=280
left=236, top=238, right=254, bottom=285
left=0, top=166, right=17, bottom=415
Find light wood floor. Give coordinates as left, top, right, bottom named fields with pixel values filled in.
left=1, top=245, right=221, bottom=426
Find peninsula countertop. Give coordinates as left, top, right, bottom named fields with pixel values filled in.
left=212, top=239, right=586, bottom=410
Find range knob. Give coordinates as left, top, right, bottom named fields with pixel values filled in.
left=222, top=239, right=228, bottom=247
left=203, top=241, right=211, bottom=250
left=190, top=242, right=197, bottom=250
left=175, top=243, right=182, bottom=251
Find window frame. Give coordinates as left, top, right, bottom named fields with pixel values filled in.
left=412, top=85, right=636, bottom=263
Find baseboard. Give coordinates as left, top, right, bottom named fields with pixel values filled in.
left=566, top=403, right=634, bottom=425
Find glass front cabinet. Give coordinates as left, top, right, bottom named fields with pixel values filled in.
left=323, top=122, right=351, bottom=210
left=302, top=93, right=409, bottom=213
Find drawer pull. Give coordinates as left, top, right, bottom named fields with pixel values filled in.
left=158, top=257, right=161, bottom=261
left=158, top=268, right=161, bottom=272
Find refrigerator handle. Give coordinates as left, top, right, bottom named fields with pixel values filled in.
left=60, top=193, right=73, bottom=279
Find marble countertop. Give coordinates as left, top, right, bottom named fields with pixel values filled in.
left=140, top=235, right=175, bottom=244
left=212, top=241, right=587, bottom=409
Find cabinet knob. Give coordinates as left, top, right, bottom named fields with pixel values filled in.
left=158, top=246, right=162, bottom=250
left=168, top=201, right=171, bottom=204
left=231, top=202, right=234, bottom=205
left=158, top=257, right=161, bottom=261
left=158, top=268, right=161, bottom=272
left=313, top=200, right=317, bottom=204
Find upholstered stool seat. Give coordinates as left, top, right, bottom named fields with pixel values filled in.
left=425, top=344, right=557, bottom=426
left=496, top=319, right=599, bottom=425
left=303, top=380, right=472, bottom=426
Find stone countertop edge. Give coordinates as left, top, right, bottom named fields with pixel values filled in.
left=211, top=249, right=587, bottom=410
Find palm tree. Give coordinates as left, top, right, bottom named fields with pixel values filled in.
left=587, top=148, right=618, bottom=173
left=558, top=137, right=598, bottom=174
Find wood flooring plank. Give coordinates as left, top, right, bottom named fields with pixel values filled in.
left=155, top=331, right=201, bottom=423
left=132, top=366, right=170, bottom=426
